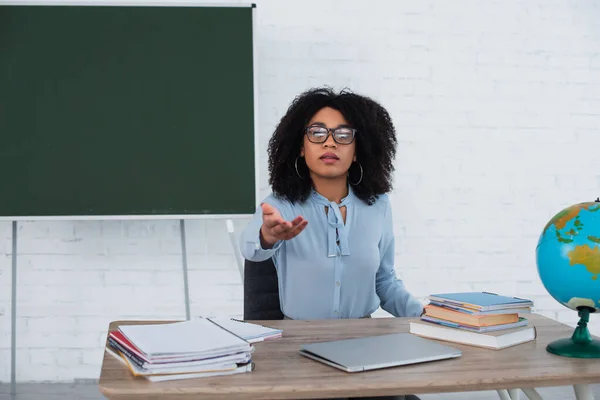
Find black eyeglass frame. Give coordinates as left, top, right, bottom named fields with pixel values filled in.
left=303, top=125, right=357, bottom=145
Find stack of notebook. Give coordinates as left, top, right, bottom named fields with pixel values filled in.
left=105, top=317, right=281, bottom=382
left=410, top=292, right=536, bottom=350
left=207, top=317, right=282, bottom=343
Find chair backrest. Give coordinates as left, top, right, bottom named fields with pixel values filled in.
left=243, top=258, right=284, bottom=320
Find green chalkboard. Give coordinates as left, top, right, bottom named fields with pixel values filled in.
left=0, top=4, right=256, bottom=218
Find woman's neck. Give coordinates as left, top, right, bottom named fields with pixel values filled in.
left=310, top=174, right=349, bottom=204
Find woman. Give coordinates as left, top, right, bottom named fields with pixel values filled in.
left=240, top=87, right=422, bottom=400
left=239, top=87, right=424, bottom=321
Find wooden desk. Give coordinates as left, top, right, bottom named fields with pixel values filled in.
left=98, top=314, right=600, bottom=400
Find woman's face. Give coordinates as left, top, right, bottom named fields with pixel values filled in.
left=300, top=107, right=356, bottom=182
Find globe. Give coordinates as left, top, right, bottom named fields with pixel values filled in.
left=536, top=198, right=600, bottom=358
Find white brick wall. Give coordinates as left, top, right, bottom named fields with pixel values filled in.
left=1, top=0, right=600, bottom=382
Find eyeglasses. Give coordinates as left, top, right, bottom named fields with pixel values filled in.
left=304, top=125, right=356, bottom=145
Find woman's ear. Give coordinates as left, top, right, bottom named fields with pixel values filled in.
left=300, top=146, right=305, bottom=157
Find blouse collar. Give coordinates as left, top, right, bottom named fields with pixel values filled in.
left=309, top=186, right=354, bottom=257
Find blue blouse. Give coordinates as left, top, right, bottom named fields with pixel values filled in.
left=239, top=187, right=423, bottom=320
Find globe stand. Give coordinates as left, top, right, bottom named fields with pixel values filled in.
left=546, top=307, right=600, bottom=358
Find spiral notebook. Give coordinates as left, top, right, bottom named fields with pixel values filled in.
left=208, top=317, right=283, bottom=343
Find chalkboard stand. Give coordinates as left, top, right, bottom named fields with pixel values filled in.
left=180, top=219, right=191, bottom=321
left=11, top=222, right=17, bottom=396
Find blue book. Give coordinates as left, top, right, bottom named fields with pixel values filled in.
left=428, top=292, right=533, bottom=311
left=420, top=315, right=530, bottom=333
left=428, top=301, right=532, bottom=315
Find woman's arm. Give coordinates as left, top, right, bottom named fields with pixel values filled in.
left=239, top=196, right=284, bottom=262
left=375, top=197, right=424, bottom=317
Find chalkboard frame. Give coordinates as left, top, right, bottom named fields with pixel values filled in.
left=0, top=0, right=259, bottom=220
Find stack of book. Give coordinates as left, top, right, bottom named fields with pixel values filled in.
left=105, top=317, right=281, bottom=382
left=410, top=292, right=537, bottom=350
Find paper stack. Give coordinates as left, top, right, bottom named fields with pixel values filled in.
left=106, top=318, right=255, bottom=382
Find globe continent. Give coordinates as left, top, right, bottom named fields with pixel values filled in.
left=536, top=201, right=600, bottom=312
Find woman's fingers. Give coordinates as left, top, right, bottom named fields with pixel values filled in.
left=270, top=220, right=292, bottom=235
left=284, top=219, right=308, bottom=239
left=271, top=217, right=306, bottom=238
left=262, top=205, right=284, bottom=228
left=261, top=206, right=307, bottom=241
left=261, top=203, right=283, bottom=226
left=261, top=202, right=277, bottom=216
left=263, top=215, right=284, bottom=229
left=289, top=216, right=305, bottom=227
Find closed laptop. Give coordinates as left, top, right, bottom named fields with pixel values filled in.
left=299, top=333, right=462, bottom=372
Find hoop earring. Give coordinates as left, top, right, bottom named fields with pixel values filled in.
left=348, top=161, right=363, bottom=186
left=295, top=156, right=304, bottom=179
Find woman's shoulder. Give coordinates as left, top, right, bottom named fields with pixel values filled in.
left=352, top=193, right=393, bottom=223
left=372, top=193, right=390, bottom=205
left=358, top=192, right=391, bottom=210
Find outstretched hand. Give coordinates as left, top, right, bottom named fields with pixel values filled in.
left=259, top=203, right=308, bottom=248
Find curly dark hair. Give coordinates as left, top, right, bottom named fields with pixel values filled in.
left=267, top=87, right=398, bottom=205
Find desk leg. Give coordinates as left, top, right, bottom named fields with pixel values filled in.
left=574, top=384, right=594, bottom=400
left=497, top=390, right=512, bottom=400
left=498, top=389, right=523, bottom=400
left=10, top=221, right=17, bottom=396
left=180, top=220, right=191, bottom=320
left=521, top=388, right=543, bottom=400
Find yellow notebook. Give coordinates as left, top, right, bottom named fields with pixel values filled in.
left=423, top=305, right=519, bottom=327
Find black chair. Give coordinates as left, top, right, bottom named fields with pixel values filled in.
left=243, top=258, right=284, bottom=320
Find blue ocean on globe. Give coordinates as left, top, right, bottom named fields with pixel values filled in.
left=536, top=201, right=600, bottom=312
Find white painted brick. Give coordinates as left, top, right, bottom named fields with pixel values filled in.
left=18, top=270, right=105, bottom=287
left=425, top=280, right=476, bottom=297
left=25, top=317, right=78, bottom=334
left=534, top=297, right=571, bottom=312
left=98, top=270, right=155, bottom=286
left=204, top=220, right=240, bottom=255
left=516, top=281, right=551, bottom=297
left=55, top=351, right=84, bottom=369
left=80, top=348, right=105, bottom=366
left=72, top=317, right=113, bottom=334
left=17, top=302, right=121, bottom=318
left=534, top=310, right=557, bottom=321
left=187, top=254, right=241, bottom=272
left=556, top=310, right=586, bottom=327
left=17, top=332, right=103, bottom=350
left=589, top=320, right=600, bottom=337
left=19, top=254, right=141, bottom=272
left=29, top=349, right=57, bottom=366
left=112, top=306, right=185, bottom=319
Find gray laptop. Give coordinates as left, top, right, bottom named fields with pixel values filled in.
left=299, top=333, right=462, bottom=372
